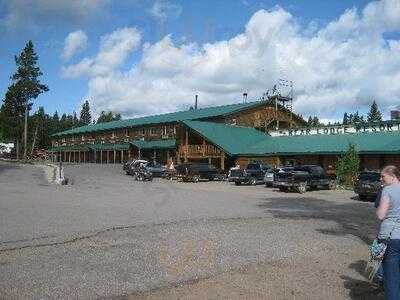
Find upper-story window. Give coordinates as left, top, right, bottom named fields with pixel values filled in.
left=150, top=127, right=159, bottom=135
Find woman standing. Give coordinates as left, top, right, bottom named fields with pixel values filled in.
left=376, top=165, right=400, bottom=299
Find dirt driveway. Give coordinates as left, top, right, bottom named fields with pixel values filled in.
left=0, top=162, right=382, bottom=299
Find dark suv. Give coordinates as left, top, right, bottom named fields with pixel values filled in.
left=175, top=163, right=220, bottom=182
left=229, top=162, right=270, bottom=185
left=354, top=171, right=382, bottom=201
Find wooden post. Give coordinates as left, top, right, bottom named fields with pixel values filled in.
left=101, top=150, right=103, bottom=164
left=79, top=151, right=81, bottom=163
left=208, top=157, right=212, bottom=165
left=153, top=149, right=156, bottom=161
left=114, top=150, right=116, bottom=164
left=202, top=139, right=206, bottom=157
left=138, top=148, right=141, bottom=159
left=106, top=151, right=109, bottom=164
left=184, top=129, right=188, bottom=162
left=68, top=152, right=71, bottom=163
left=83, top=151, right=86, bottom=163
left=220, top=152, right=225, bottom=171
left=121, top=150, right=124, bottom=164
left=94, top=151, right=97, bottom=164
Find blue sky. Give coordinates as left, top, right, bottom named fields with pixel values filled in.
left=0, top=0, right=399, bottom=122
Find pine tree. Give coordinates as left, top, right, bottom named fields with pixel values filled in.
left=96, top=111, right=122, bottom=123
left=336, top=144, right=360, bottom=187
left=312, top=116, right=320, bottom=127
left=10, top=41, right=49, bottom=159
left=80, top=100, right=92, bottom=125
left=307, top=116, right=313, bottom=127
left=343, top=112, right=349, bottom=125
left=367, top=100, right=382, bottom=122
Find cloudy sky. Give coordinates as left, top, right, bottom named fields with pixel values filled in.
left=0, top=0, right=399, bottom=122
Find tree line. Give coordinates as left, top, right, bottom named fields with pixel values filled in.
left=0, top=41, right=122, bottom=158
left=306, top=101, right=383, bottom=127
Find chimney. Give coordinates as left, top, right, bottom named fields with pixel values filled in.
left=195, top=94, right=198, bottom=110
left=243, top=92, right=248, bottom=103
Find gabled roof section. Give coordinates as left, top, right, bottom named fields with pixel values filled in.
left=130, top=139, right=176, bottom=149
left=182, top=120, right=270, bottom=156
left=250, top=131, right=400, bottom=155
left=53, top=101, right=269, bottom=137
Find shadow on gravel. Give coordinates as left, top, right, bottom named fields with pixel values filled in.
left=257, top=197, right=381, bottom=299
left=0, top=162, right=20, bottom=175
left=257, top=196, right=377, bottom=244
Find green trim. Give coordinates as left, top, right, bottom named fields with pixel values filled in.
left=88, top=143, right=130, bottom=151
left=48, top=145, right=90, bottom=152
left=130, top=139, right=176, bottom=150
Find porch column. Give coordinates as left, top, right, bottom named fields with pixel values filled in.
left=106, top=151, right=109, bottom=164
left=202, top=139, right=206, bottom=157
left=138, top=148, right=141, bottom=159
left=114, top=150, right=116, bottom=164
left=83, top=151, right=86, bottom=163
left=94, top=151, right=97, bottom=163
left=220, top=152, right=225, bottom=171
left=121, top=150, right=124, bottom=164
left=208, top=157, right=212, bottom=165
left=153, top=149, right=156, bottom=161
left=63, top=151, right=66, bottom=162
left=184, top=129, right=188, bottom=162
left=79, top=151, right=81, bottom=163
left=100, top=150, right=103, bottom=164
left=68, top=152, right=71, bottom=163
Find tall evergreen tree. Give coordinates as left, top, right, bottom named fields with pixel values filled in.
left=312, top=116, right=320, bottom=127
left=80, top=100, right=92, bottom=125
left=8, top=41, right=48, bottom=159
left=343, top=112, right=349, bottom=125
left=97, top=111, right=122, bottom=123
left=0, top=83, right=27, bottom=158
left=367, top=100, right=382, bottom=122
left=307, top=116, right=313, bottom=127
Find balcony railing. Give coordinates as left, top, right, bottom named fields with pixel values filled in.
left=178, top=144, right=222, bottom=157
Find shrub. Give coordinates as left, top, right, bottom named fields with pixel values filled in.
left=336, top=144, right=360, bottom=187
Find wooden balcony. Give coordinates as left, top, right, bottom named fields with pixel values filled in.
left=178, top=144, right=222, bottom=158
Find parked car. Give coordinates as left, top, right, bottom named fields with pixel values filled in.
left=146, top=161, right=166, bottom=177
left=274, top=165, right=336, bottom=193
left=175, top=163, right=220, bottom=182
left=229, top=162, right=270, bottom=185
left=354, top=170, right=382, bottom=201
left=123, top=159, right=135, bottom=171
left=126, top=160, right=148, bottom=176
left=264, top=167, right=294, bottom=187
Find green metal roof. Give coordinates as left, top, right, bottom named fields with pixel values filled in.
left=182, top=120, right=270, bottom=156
left=88, top=143, right=130, bottom=151
left=130, top=139, right=176, bottom=149
left=249, top=131, right=400, bottom=155
left=48, top=145, right=90, bottom=152
left=53, top=101, right=269, bottom=137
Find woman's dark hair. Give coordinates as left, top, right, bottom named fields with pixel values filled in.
left=382, top=165, right=400, bottom=180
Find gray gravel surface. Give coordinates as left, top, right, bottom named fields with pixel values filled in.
left=0, top=162, right=382, bottom=299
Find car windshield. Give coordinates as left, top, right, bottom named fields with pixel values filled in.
left=359, top=172, right=380, bottom=181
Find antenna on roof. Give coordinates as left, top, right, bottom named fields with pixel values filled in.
left=242, top=92, right=248, bottom=103
left=265, top=79, right=294, bottom=130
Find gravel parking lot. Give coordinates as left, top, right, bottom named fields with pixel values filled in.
left=0, top=161, right=382, bottom=299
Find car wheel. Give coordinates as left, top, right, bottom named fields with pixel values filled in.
left=328, top=180, right=336, bottom=190
left=297, top=182, right=307, bottom=194
left=249, top=177, right=257, bottom=186
left=235, top=181, right=241, bottom=186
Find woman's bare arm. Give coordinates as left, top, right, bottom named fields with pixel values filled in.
left=377, top=194, right=390, bottom=220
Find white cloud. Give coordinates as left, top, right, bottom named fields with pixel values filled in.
left=65, top=0, right=400, bottom=120
left=61, top=30, right=88, bottom=61
left=149, top=0, right=182, bottom=22
left=62, top=27, right=141, bottom=78
left=1, top=0, right=108, bottom=30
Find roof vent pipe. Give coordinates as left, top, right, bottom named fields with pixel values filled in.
left=243, top=92, right=248, bottom=103
left=195, top=94, right=198, bottom=110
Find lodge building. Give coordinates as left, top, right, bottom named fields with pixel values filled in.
left=50, top=99, right=400, bottom=171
